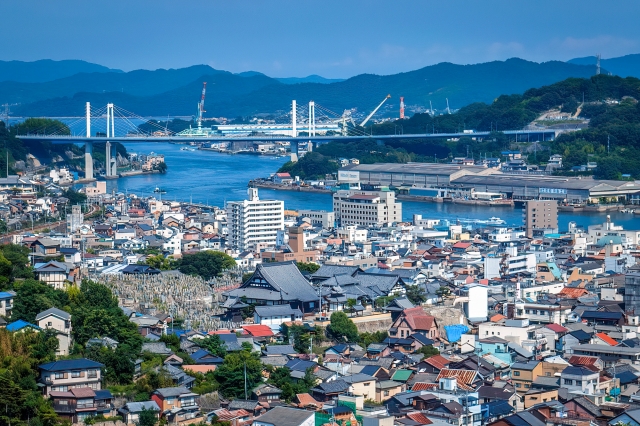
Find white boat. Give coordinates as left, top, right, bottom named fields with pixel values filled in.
left=487, top=217, right=507, bottom=225
left=153, top=186, right=166, bottom=194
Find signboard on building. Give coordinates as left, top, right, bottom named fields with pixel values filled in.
left=338, top=170, right=360, bottom=183
left=539, top=188, right=567, bottom=195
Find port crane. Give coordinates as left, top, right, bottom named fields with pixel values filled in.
left=360, top=94, right=391, bottom=127
left=196, top=82, right=207, bottom=128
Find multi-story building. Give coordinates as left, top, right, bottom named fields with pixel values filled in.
left=333, top=190, right=402, bottom=227
left=226, top=188, right=284, bottom=251
left=38, top=358, right=104, bottom=396
left=298, top=209, right=335, bottom=228
left=36, top=307, right=73, bottom=356
left=523, top=200, right=558, bottom=238
left=511, top=360, right=542, bottom=394
left=484, top=245, right=536, bottom=279
left=49, top=388, right=113, bottom=424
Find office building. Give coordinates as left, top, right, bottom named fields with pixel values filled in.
left=523, top=200, right=558, bottom=238
left=226, top=188, right=284, bottom=251
left=333, top=190, right=402, bottom=226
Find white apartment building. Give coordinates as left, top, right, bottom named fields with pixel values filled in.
left=226, top=188, right=284, bottom=251
left=484, top=245, right=536, bottom=279
left=333, top=190, right=402, bottom=227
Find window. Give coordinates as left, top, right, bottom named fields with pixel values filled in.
left=513, top=371, right=520, bottom=376
left=55, top=373, right=65, bottom=379
left=87, top=370, right=98, bottom=378
left=515, top=383, right=521, bottom=388
left=71, top=371, right=82, bottom=378
left=364, top=382, right=371, bottom=386
left=545, top=372, right=551, bottom=377
left=564, top=379, right=573, bottom=385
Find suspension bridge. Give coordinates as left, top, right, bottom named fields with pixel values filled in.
left=16, top=99, right=556, bottom=181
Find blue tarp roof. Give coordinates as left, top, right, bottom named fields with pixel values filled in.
left=444, top=324, right=470, bottom=342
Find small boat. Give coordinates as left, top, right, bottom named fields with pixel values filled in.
left=153, top=186, right=166, bottom=194
left=487, top=217, right=506, bottom=225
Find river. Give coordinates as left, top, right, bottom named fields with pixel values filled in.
left=100, top=142, right=640, bottom=231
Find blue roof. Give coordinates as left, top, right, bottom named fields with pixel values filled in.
left=581, top=311, right=623, bottom=320
left=285, top=359, right=317, bottom=372
left=615, top=371, right=639, bottom=385
left=360, top=365, right=381, bottom=376
left=39, top=358, right=104, bottom=371
left=6, top=319, right=39, bottom=332
left=0, top=291, right=14, bottom=299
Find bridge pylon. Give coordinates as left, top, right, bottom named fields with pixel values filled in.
left=84, top=102, right=94, bottom=180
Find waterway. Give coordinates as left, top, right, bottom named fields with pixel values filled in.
left=100, top=142, right=640, bottom=231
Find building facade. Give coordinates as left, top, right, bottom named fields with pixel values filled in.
left=333, top=190, right=402, bottom=227
left=226, top=188, right=284, bottom=251
left=523, top=200, right=558, bottom=238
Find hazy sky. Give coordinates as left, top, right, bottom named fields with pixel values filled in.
left=3, top=0, right=640, bottom=78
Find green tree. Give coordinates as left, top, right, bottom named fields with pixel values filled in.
left=214, top=350, right=263, bottom=399
left=327, top=311, right=359, bottom=342
left=358, top=331, right=388, bottom=348
left=136, top=407, right=158, bottom=426
left=62, top=188, right=88, bottom=205
left=345, top=298, right=357, bottom=314
left=176, top=251, right=236, bottom=280
left=155, top=162, right=167, bottom=174
left=418, top=345, right=440, bottom=358
left=405, top=285, right=426, bottom=305
left=296, top=262, right=320, bottom=274
left=199, top=334, right=227, bottom=358
left=144, top=254, right=174, bottom=270
left=11, top=278, right=69, bottom=322
left=436, top=286, right=451, bottom=303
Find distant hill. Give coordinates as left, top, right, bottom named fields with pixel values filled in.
left=11, top=58, right=599, bottom=117
left=0, top=59, right=121, bottom=83
left=568, top=54, right=640, bottom=77
left=276, top=75, right=345, bottom=84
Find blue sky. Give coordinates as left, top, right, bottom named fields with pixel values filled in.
left=3, top=0, right=640, bottom=78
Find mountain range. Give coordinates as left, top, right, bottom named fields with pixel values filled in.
left=3, top=54, right=639, bottom=118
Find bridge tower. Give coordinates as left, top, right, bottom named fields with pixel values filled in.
left=84, top=102, right=94, bottom=180
left=291, top=100, right=298, bottom=161
left=105, top=103, right=116, bottom=177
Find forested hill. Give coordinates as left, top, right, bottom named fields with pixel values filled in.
left=11, top=58, right=599, bottom=117
left=283, top=75, right=640, bottom=180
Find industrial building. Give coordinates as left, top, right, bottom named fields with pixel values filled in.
left=338, top=163, right=640, bottom=203
left=226, top=188, right=284, bottom=251
left=338, top=163, right=496, bottom=188
left=333, top=189, right=402, bottom=227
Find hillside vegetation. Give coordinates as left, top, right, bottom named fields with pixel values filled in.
left=287, top=75, right=640, bottom=180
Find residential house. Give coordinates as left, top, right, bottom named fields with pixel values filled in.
left=0, top=290, right=15, bottom=317
left=511, top=361, right=542, bottom=395
left=151, top=386, right=201, bottom=424
left=253, top=305, right=303, bottom=330
left=118, top=401, right=161, bottom=425
left=389, top=307, right=440, bottom=340
left=50, top=388, right=101, bottom=423
left=36, top=307, right=72, bottom=356
left=38, top=358, right=104, bottom=396
left=34, top=261, right=71, bottom=289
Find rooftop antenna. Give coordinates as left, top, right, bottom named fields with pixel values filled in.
left=596, top=54, right=601, bottom=75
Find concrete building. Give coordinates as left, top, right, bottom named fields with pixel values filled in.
left=333, top=190, right=402, bottom=226
left=298, top=209, right=335, bottom=228
left=523, top=200, right=558, bottom=238
left=484, top=245, right=536, bottom=279
left=461, top=284, right=488, bottom=322
left=227, top=188, right=284, bottom=251
left=625, top=272, right=640, bottom=315
left=38, top=358, right=104, bottom=395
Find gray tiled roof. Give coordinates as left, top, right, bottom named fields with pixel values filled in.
left=253, top=407, right=314, bottom=426
left=120, top=401, right=160, bottom=413
left=313, top=379, right=349, bottom=394
left=35, top=307, right=71, bottom=321
left=226, top=262, right=317, bottom=302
